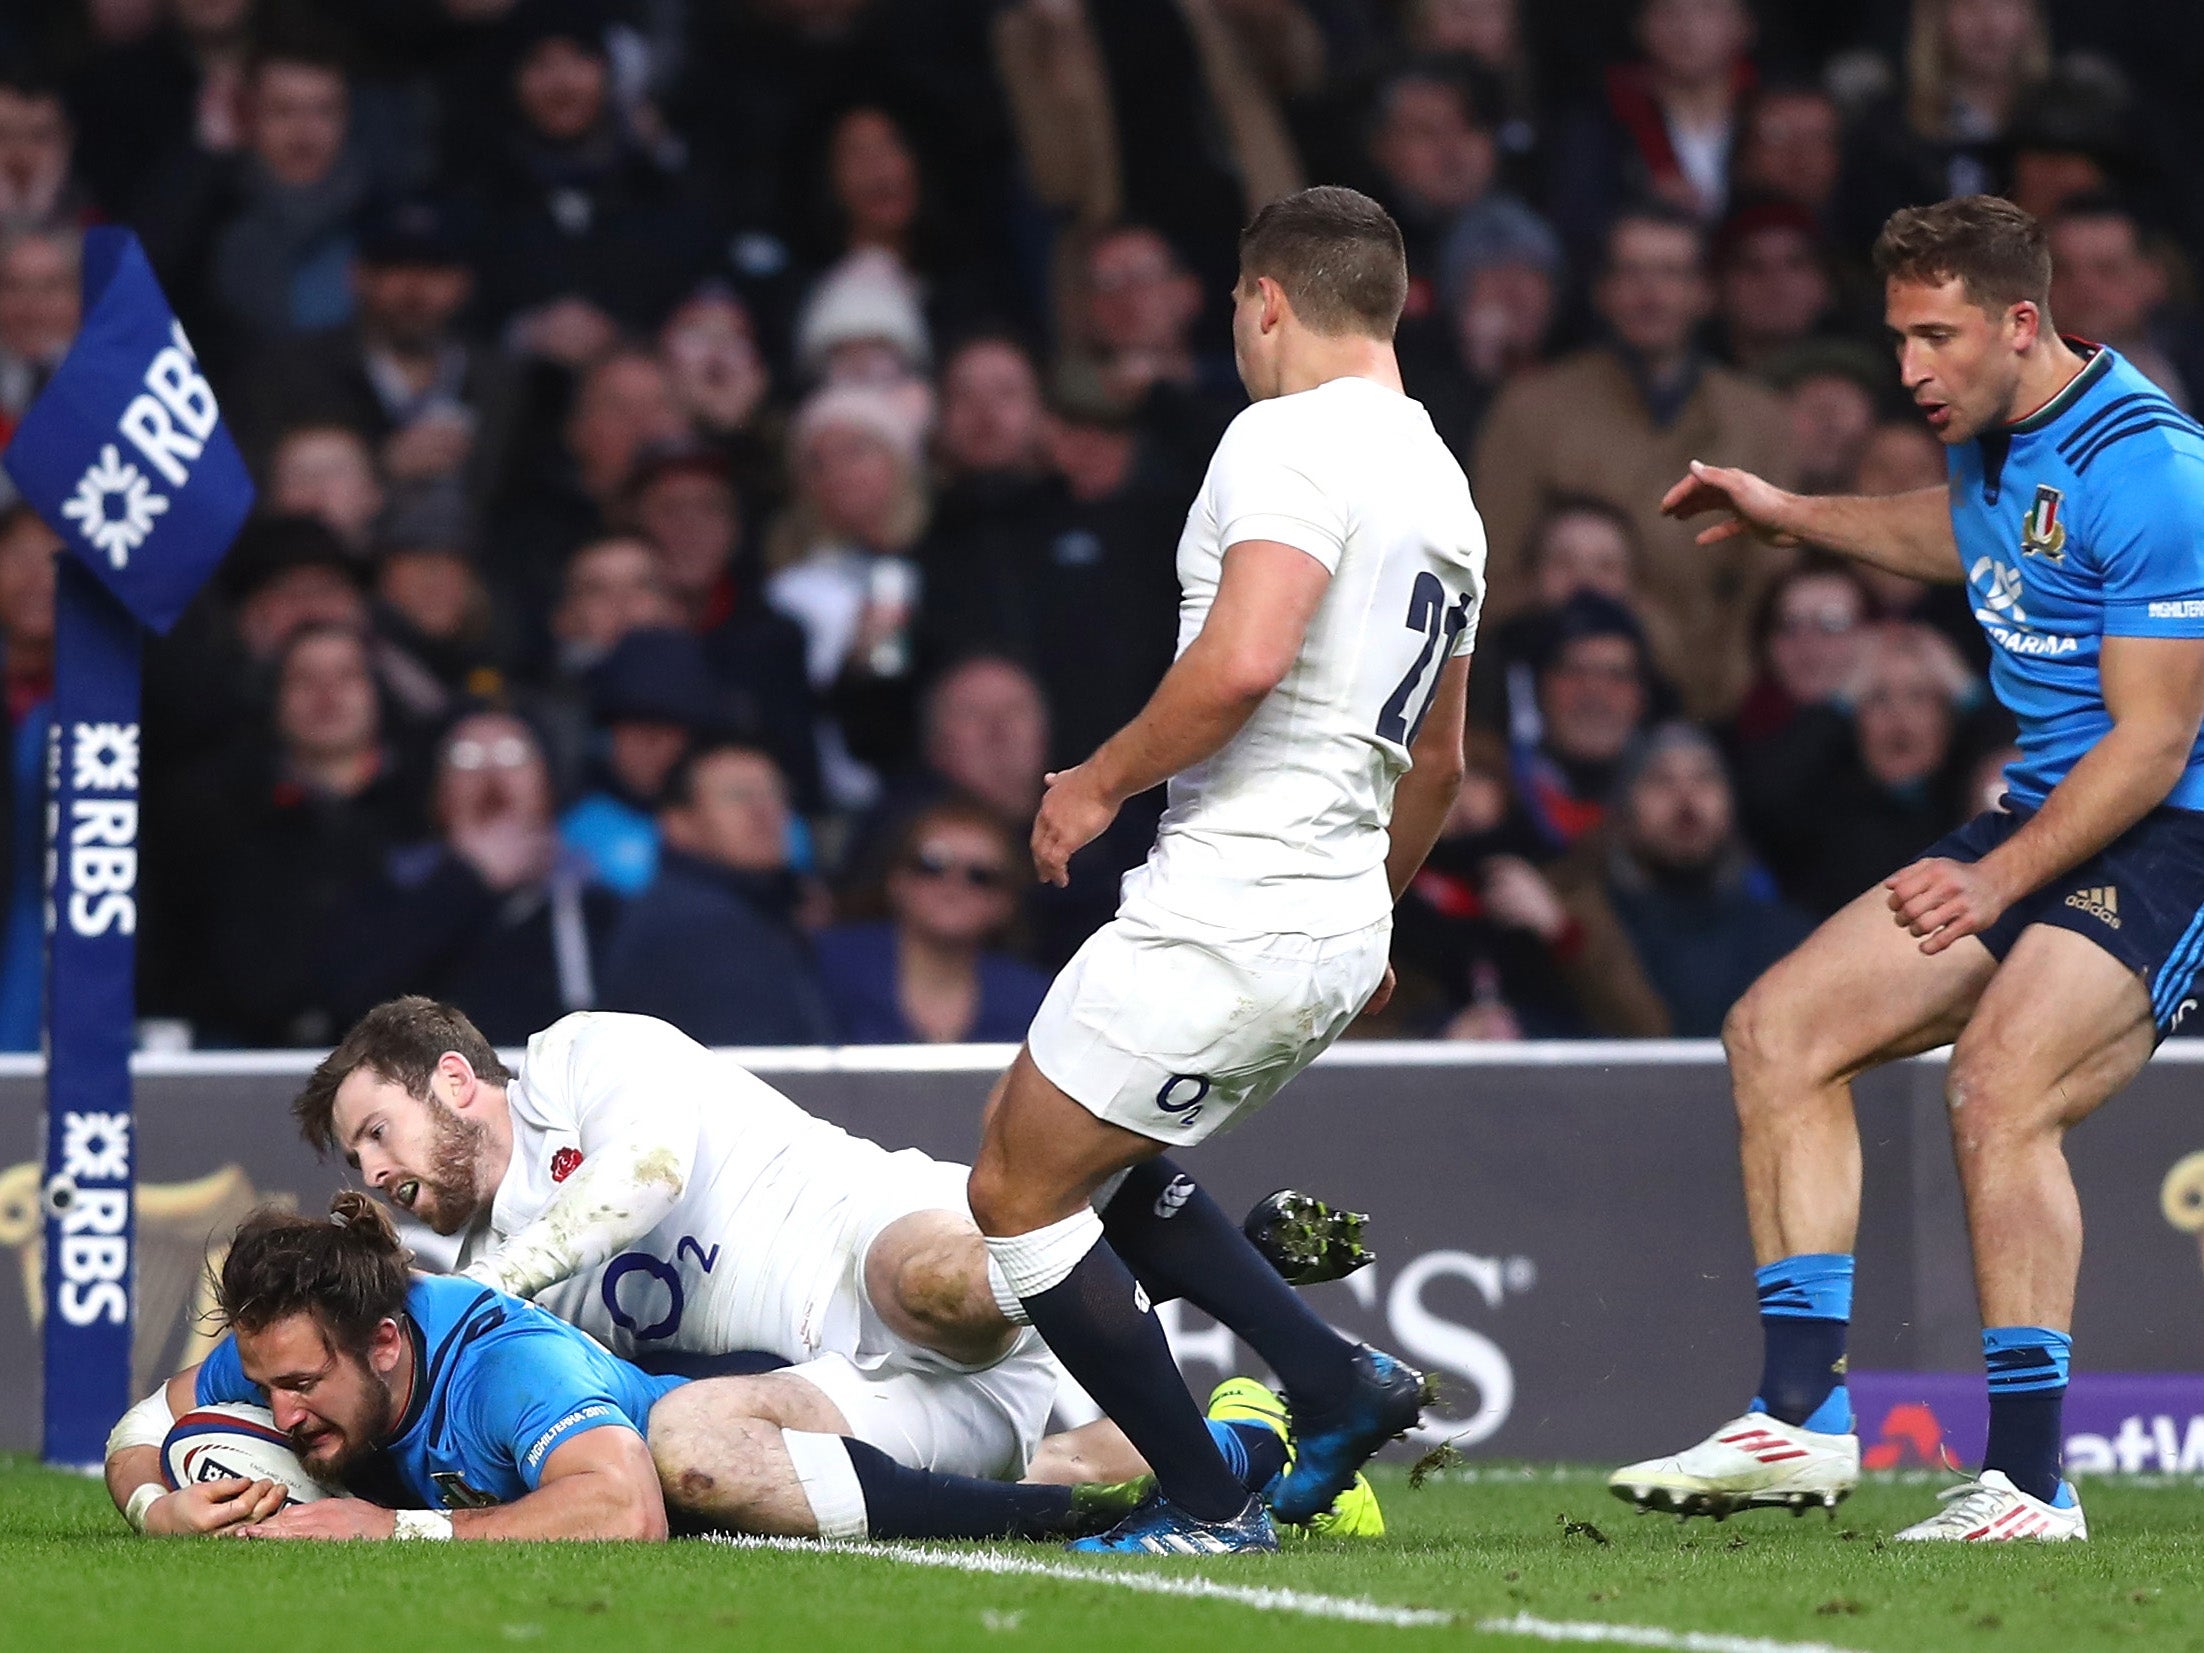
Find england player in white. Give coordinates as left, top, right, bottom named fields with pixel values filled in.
left=292, top=998, right=1322, bottom=1542
left=967, top=187, right=1484, bottom=1553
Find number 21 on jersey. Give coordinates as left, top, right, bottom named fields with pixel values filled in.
left=1375, top=571, right=1471, bottom=744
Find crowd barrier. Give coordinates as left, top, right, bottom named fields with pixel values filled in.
left=6, top=1041, right=2203, bottom=1467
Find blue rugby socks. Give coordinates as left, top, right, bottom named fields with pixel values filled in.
left=1209, top=1417, right=1290, bottom=1492
left=1751, top=1253, right=1854, bottom=1434
left=1102, top=1158, right=1358, bottom=1417
left=1982, top=1326, right=2072, bottom=1503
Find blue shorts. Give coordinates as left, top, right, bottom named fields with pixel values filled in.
left=1924, top=802, right=2204, bottom=1035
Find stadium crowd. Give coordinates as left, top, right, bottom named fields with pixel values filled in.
left=0, top=0, right=2200, bottom=1047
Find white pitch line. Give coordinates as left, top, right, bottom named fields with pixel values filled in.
left=1473, top=1614, right=1869, bottom=1653
left=704, top=1534, right=1870, bottom=1653
left=706, top=1533, right=1450, bottom=1626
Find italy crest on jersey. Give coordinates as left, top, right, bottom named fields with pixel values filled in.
left=2020, top=483, right=2068, bottom=562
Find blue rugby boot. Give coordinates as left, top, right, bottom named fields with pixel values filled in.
left=1271, top=1345, right=1425, bottom=1525
left=1066, top=1493, right=1280, bottom=1554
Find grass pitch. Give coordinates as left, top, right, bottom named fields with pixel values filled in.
left=9, top=1457, right=2204, bottom=1652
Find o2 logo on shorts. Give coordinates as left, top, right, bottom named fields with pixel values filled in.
left=1155, top=1073, right=1213, bottom=1127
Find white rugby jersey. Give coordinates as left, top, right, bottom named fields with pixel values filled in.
left=1136, top=375, right=1485, bottom=935
left=455, top=1012, right=906, bottom=1363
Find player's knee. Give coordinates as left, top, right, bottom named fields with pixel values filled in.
left=1722, top=982, right=1795, bottom=1084
left=1943, top=1050, right=2043, bottom=1162
left=891, top=1241, right=1010, bottom=1353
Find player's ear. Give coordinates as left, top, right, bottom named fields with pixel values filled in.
left=367, top=1317, right=406, bottom=1380
left=2008, top=299, right=2042, bottom=351
left=437, top=1049, right=479, bottom=1108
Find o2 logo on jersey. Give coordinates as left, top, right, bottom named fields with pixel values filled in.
left=600, top=1237, right=720, bottom=1341
left=1155, top=1074, right=1213, bottom=1126
left=2021, top=484, right=2068, bottom=562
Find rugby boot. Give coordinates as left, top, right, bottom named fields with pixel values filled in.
left=1244, top=1190, right=1376, bottom=1285
left=1270, top=1345, right=1424, bottom=1524
left=1208, top=1377, right=1384, bottom=1537
left=1066, top=1492, right=1280, bottom=1554
left=1609, top=1411, right=1858, bottom=1519
left=1891, top=1470, right=2087, bottom=1542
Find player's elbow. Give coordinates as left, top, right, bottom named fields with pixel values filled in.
left=1213, top=643, right=1292, bottom=704
left=600, top=1478, right=669, bottom=1542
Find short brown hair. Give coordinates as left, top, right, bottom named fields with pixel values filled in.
left=1238, top=186, right=1408, bottom=338
left=215, top=1191, right=411, bottom=1357
left=293, top=996, right=511, bottom=1158
left=1872, top=196, right=2052, bottom=316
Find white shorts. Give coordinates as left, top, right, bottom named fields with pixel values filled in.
left=1026, top=893, right=1391, bottom=1147
left=793, top=1150, right=1059, bottom=1479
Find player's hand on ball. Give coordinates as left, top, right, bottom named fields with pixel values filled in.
left=1031, top=765, right=1119, bottom=887
left=238, top=1497, right=398, bottom=1541
left=1660, top=461, right=1803, bottom=548
left=1886, top=856, right=2006, bottom=954
left=144, top=1476, right=289, bottom=1536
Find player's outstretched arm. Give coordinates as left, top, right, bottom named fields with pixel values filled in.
left=103, top=1365, right=292, bottom=1536
left=1889, top=634, right=2204, bottom=952
left=1664, top=461, right=1962, bottom=582
left=1384, top=653, right=1472, bottom=901
left=1032, top=540, right=1331, bottom=885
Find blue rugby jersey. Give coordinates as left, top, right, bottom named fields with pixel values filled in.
left=1949, top=343, right=2204, bottom=809
left=196, top=1272, right=685, bottom=1510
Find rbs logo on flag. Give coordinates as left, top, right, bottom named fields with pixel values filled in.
left=0, top=227, right=253, bottom=634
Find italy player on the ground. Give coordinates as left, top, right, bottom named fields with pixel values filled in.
left=101, top=1195, right=1167, bottom=1541
left=1612, top=196, right=2204, bottom=1542
left=967, top=186, right=1485, bottom=1554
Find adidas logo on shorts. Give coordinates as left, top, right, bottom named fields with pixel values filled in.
left=2064, top=885, right=2121, bottom=929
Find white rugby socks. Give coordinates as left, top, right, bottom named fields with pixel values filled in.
left=983, top=1206, right=1105, bottom=1325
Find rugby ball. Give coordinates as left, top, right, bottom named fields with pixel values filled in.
left=161, top=1403, right=333, bottom=1506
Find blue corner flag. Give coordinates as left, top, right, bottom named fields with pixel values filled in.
left=1, top=227, right=253, bottom=1465
left=4, top=227, right=254, bottom=633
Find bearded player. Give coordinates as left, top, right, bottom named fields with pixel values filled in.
left=967, top=186, right=1485, bottom=1553
left=1611, top=196, right=2204, bottom=1542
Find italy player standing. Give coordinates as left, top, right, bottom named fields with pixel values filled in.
left=966, top=187, right=1486, bottom=1553
left=1611, top=196, right=2204, bottom=1541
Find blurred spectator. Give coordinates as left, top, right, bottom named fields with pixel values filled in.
left=1710, top=201, right=1838, bottom=377
left=163, top=623, right=419, bottom=1046
left=1473, top=206, right=1794, bottom=716
left=1728, top=558, right=1874, bottom=746
left=790, top=103, right=1010, bottom=346
left=659, top=285, right=774, bottom=453
left=67, top=0, right=254, bottom=216
left=1558, top=722, right=1810, bottom=1037
left=560, top=626, right=736, bottom=896
left=600, top=736, right=833, bottom=1045
left=374, top=543, right=501, bottom=702
left=491, top=345, right=688, bottom=624
left=1402, top=0, right=1544, bottom=189
left=1058, top=225, right=1238, bottom=488
left=319, top=709, right=618, bottom=1046
left=1388, top=735, right=1668, bottom=1038
left=235, top=196, right=521, bottom=530
left=794, top=244, right=933, bottom=398
left=0, top=225, right=78, bottom=467
left=267, top=424, right=384, bottom=553
left=1366, top=65, right=1507, bottom=313
left=0, top=506, right=54, bottom=1048
left=1851, top=0, right=2051, bottom=221
left=2049, top=196, right=2204, bottom=412
left=1730, top=84, right=1844, bottom=228
left=992, top=0, right=1303, bottom=309
left=764, top=385, right=929, bottom=802
left=0, top=72, right=93, bottom=235
left=815, top=797, right=1049, bottom=1044
left=1738, top=622, right=1985, bottom=915
left=1766, top=341, right=1886, bottom=495
left=137, top=40, right=382, bottom=368
left=549, top=535, right=679, bottom=675
left=1551, top=0, right=1757, bottom=250
left=1512, top=593, right=1655, bottom=852
left=1469, top=496, right=1666, bottom=733
left=1401, top=197, right=1563, bottom=460
left=467, top=2, right=711, bottom=348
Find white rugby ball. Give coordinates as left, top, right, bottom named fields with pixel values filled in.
left=161, top=1402, right=333, bottom=1506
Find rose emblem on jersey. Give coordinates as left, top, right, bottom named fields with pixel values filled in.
left=550, top=1147, right=583, bottom=1183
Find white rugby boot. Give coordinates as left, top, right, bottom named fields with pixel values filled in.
left=1891, top=1470, right=2087, bottom=1542
left=1609, top=1411, right=1859, bottom=1519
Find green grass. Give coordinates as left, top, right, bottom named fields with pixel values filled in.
left=10, top=1457, right=2204, bottom=1652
